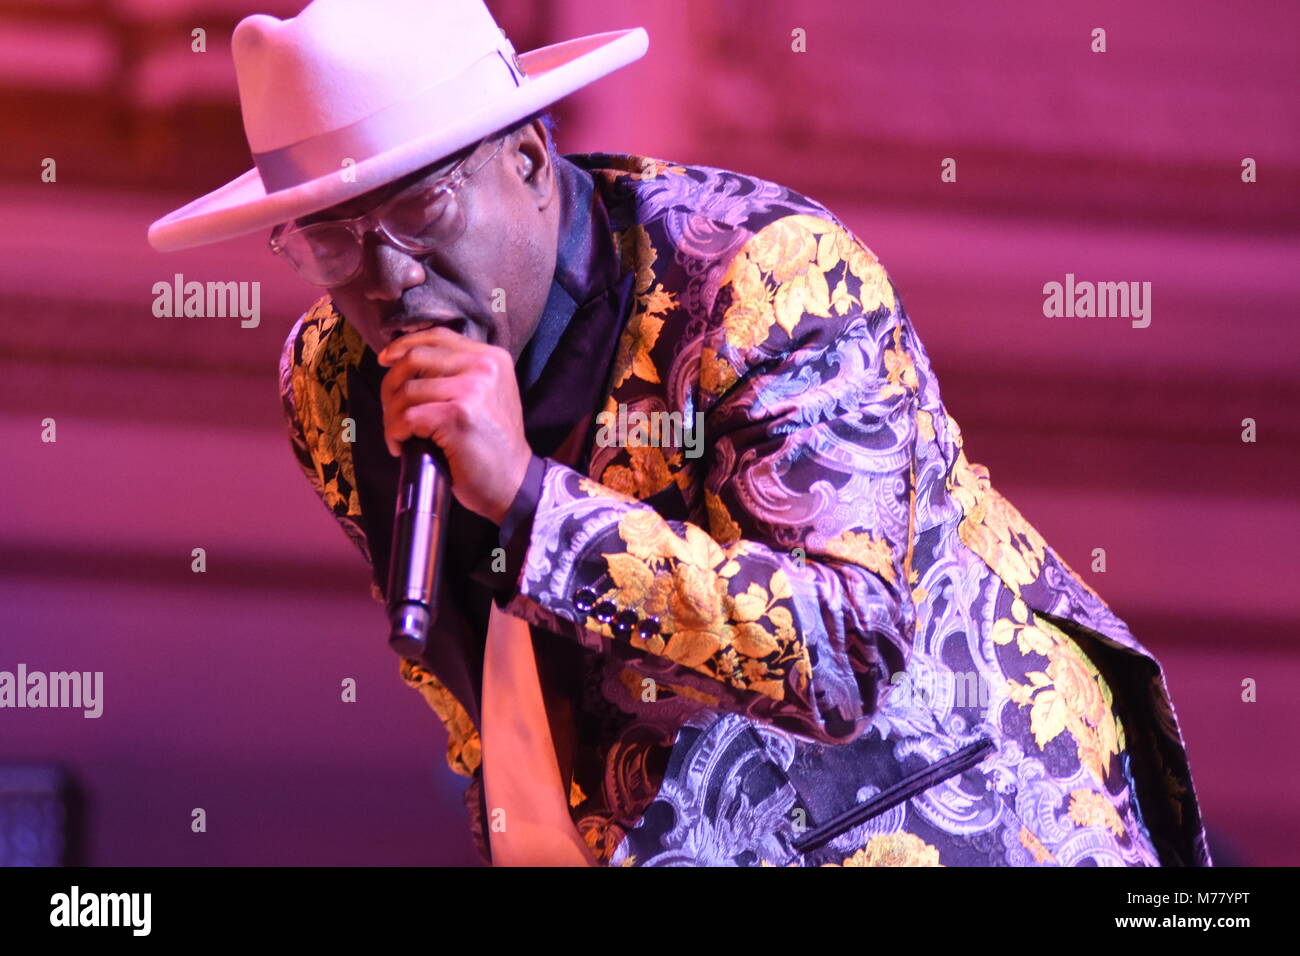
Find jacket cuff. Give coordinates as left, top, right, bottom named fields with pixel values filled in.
left=488, top=452, right=547, bottom=609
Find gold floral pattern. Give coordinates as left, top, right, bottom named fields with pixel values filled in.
left=599, top=443, right=677, bottom=500
left=287, top=297, right=367, bottom=522
left=595, top=511, right=805, bottom=703
left=617, top=221, right=657, bottom=294
left=399, top=657, right=482, bottom=778
left=996, top=601, right=1126, bottom=787
left=704, top=488, right=743, bottom=546
left=578, top=476, right=637, bottom=504
left=568, top=778, right=588, bottom=809
left=1019, top=825, right=1058, bottom=864
left=818, top=832, right=944, bottom=867
left=699, top=346, right=739, bottom=397
left=955, top=475, right=1048, bottom=596
left=624, top=157, right=687, bottom=182
left=824, top=528, right=899, bottom=585
left=882, top=324, right=919, bottom=398
left=945, top=423, right=1109, bottom=607
left=606, top=225, right=673, bottom=394
left=606, top=304, right=666, bottom=393
left=577, top=814, right=627, bottom=865
left=1068, top=789, right=1127, bottom=836
left=716, top=213, right=897, bottom=351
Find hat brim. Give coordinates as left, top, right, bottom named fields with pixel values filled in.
left=147, top=27, right=647, bottom=252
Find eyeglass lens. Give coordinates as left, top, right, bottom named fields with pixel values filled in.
left=274, top=136, right=500, bottom=286
left=281, top=189, right=463, bottom=285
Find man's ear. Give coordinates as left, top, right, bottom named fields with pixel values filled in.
left=515, top=121, right=554, bottom=207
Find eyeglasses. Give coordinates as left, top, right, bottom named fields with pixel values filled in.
left=268, top=136, right=504, bottom=287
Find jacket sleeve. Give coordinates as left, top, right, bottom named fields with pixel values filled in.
left=502, top=214, right=923, bottom=745
left=278, top=298, right=381, bottom=597
left=279, top=309, right=329, bottom=504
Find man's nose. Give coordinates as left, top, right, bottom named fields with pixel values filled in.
left=361, top=235, right=426, bottom=301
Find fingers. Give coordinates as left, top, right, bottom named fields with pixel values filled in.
left=383, top=380, right=463, bottom=456
left=377, top=324, right=484, bottom=366
left=379, top=347, right=478, bottom=407
left=377, top=327, right=506, bottom=404
left=380, top=359, right=499, bottom=458
left=374, top=326, right=525, bottom=499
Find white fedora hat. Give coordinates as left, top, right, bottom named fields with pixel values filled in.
left=148, top=0, right=648, bottom=251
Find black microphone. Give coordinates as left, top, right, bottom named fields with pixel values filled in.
left=386, top=438, right=452, bottom=658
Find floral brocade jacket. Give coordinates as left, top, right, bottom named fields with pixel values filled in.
left=279, top=152, right=1211, bottom=867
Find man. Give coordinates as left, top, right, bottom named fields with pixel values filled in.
left=149, top=0, right=1211, bottom=867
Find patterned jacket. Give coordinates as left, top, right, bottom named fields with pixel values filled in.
left=279, top=152, right=1211, bottom=867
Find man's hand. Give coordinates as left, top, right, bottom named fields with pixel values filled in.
left=377, top=326, right=531, bottom=527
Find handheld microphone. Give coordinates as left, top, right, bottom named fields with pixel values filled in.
left=386, top=438, right=452, bottom=658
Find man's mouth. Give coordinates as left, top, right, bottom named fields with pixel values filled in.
left=385, top=316, right=467, bottom=344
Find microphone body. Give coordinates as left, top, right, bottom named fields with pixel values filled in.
left=386, top=438, right=452, bottom=658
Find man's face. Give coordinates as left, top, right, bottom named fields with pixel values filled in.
left=290, top=120, right=560, bottom=360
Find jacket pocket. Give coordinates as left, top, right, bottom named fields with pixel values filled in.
left=791, top=736, right=996, bottom=854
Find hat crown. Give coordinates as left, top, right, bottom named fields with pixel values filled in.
left=234, top=0, right=513, bottom=153
left=146, top=0, right=647, bottom=253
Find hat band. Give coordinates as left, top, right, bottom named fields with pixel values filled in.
left=252, top=45, right=526, bottom=193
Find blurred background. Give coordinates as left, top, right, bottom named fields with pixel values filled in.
left=1, top=0, right=1296, bottom=866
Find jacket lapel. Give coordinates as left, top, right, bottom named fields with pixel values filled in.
left=523, top=269, right=636, bottom=464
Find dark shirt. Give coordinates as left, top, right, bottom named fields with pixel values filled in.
left=342, top=152, right=636, bottom=735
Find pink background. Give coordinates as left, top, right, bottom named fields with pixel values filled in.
left=1, top=0, right=1296, bottom=865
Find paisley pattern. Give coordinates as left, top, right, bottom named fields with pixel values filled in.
left=279, top=152, right=1210, bottom=867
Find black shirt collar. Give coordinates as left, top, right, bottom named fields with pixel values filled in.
left=514, top=153, right=620, bottom=394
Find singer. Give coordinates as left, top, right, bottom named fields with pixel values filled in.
left=147, top=0, right=1210, bottom=867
